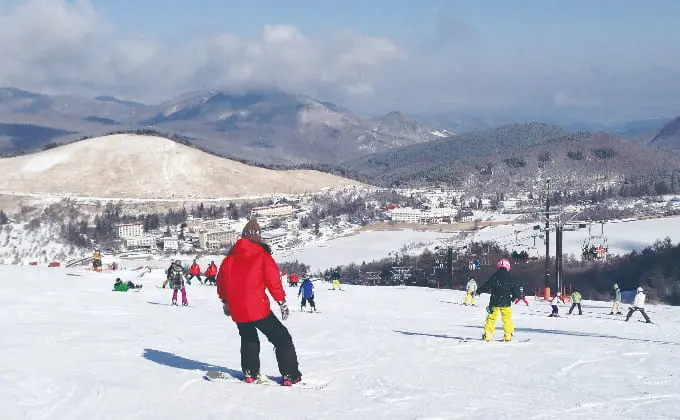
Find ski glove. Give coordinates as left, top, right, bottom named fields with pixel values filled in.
left=222, top=300, right=230, bottom=317
left=278, top=300, right=290, bottom=321
left=486, top=306, right=493, bottom=315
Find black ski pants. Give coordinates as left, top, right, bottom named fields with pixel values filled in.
left=236, top=312, right=301, bottom=378
left=625, top=307, right=651, bottom=323
left=568, top=302, right=582, bottom=315
left=301, top=296, right=316, bottom=309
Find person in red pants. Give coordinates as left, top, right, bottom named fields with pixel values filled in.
left=513, top=286, right=529, bottom=306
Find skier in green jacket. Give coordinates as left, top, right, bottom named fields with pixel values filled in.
left=568, top=290, right=583, bottom=315
left=113, top=278, right=142, bottom=292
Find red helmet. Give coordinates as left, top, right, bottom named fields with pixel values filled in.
left=497, top=258, right=511, bottom=271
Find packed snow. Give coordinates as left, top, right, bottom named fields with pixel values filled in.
left=1, top=265, right=679, bottom=419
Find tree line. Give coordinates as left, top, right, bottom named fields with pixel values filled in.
left=321, top=239, right=680, bottom=305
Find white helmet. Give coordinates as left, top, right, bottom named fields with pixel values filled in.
left=637, top=286, right=644, bottom=293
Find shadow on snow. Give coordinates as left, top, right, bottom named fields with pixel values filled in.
left=394, top=330, right=476, bottom=341
left=142, top=348, right=243, bottom=379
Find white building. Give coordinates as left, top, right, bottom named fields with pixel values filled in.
left=388, top=207, right=456, bottom=224
left=262, top=229, right=288, bottom=248
left=199, top=230, right=238, bottom=250
left=117, top=223, right=144, bottom=239
left=162, top=237, right=179, bottom=252
left=388, top=207, right=422, bottom=224
left=123, top=236, right=156, bottom=249
left=251, top=204, right=294, bottom=218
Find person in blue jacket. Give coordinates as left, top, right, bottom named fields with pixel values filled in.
left=298, top=277, right=317, bottom=312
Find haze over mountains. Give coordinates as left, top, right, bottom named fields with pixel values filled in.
left=2, top=86, right=680, bottom=193
left=0, top=87, right=438, bottom=164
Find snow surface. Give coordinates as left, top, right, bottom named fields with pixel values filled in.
left=21, top=152, right=71, bottom=173
left=1, top=265, right=679, bottom=419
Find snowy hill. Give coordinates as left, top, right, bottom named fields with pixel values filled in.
left=1, top=265, right=678, bottom=419
left=0, top=134, right=365, bottom=199
left=0, top=221, right=76, bottom=264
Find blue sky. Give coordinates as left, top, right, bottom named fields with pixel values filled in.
left=1, top=0, right=679, bottom=122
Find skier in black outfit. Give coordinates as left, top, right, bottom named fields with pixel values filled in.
left=476, top=258, right=521, bottom=342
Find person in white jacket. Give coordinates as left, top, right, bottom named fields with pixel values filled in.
left=549, top=293, right=563, bottom=317
left=625, top=287, right=652, bottom=323
left=464, top=278, right=478, bottom=305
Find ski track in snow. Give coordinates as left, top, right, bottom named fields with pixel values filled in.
left=1, top=265, right=680, bottom=419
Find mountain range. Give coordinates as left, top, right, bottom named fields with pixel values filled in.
left=0, top=87, right=440, bottom=164
left=2, top=86, right=680, bottom=193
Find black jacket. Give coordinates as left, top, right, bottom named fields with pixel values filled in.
left=477, top=268, right=519, bottom=307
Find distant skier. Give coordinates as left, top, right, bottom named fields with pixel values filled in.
left=162, top=261, right=175, bottom=288
left=92, top=249, right=103, bottom=272
left=610, top=283, right=623, bottom=315
left=171, top=260, right=188, bottom=306
left=113, top=278, right=142, bottom=292
left=289, top=273, right=299, bottom=287
left=549, top=293, right=563, bottom=317
left=625, top=287, right=652, bottom=323
left=331, top=270, right=342, bottom=290
left=204, top=261, right=218, bottom=285
left=513, top=286, right=529, bottom=306
left=476, top=258, right=519, bottom=342
left=217, top=219, right=302, bottom=386
left=464, top=278, right=477, bottom=306
left=188, top=260, right=202, bottom=285
left=298, top=277, right=316, bottom=312
left=568, top=290, right=583, bottom=315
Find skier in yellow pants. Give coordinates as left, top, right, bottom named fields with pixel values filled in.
left=464, top=278, right=477, bottom=305
left=476, top=258, right=519, bottom=342
left=331, top=270, right=342, bottom=290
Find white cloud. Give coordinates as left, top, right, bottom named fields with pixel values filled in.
left=0, top=0, right=406, bottom=103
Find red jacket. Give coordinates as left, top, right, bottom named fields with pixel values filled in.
left=190, top=263, right=201, bottom=275
left=205, top=264, right=217, bottom=277
left=217, top=238, right=286, bottom=323
left=290, top=273, right=299, bottom=284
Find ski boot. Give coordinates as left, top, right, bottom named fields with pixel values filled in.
left=504, top=333, right=513, bottom=342
left=172, top=301, right=178, bottom=306
left=282, top=374, right=302, bottom=386
left=244, top=370, right=259, bottom=384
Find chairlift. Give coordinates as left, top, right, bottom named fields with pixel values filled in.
left=510, top=231, right=540, bottom=263
left=581, top=222, right=608, bottom=262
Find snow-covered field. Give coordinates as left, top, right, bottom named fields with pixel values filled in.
left=279, top=216, right=680, bottom=271
left=2, top=265, right=679, bottom=419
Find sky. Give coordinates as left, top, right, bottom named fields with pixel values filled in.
left=0, top=0, right=679, bottom=122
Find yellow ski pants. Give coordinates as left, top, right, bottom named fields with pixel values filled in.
left=464, top=292, right=476, bottom=305
left=332, top=279, right=341, bottom=289
left=484, top=306, right=514, bottom=341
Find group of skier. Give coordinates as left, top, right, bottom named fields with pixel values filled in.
left=106, top=216, right=655, bottom=386
left=464, top=260, right=653, bottom=337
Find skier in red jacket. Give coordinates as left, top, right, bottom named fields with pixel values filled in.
left=204, top=261, right=218, bottom=285
left=188, top=260, right=202, bottom=285
left=216, top=219, right=302, bottom=386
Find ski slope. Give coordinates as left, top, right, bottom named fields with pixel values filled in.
left=279, top=216, right=680, bottom=272
left=2, top=265, right=679, bottom=419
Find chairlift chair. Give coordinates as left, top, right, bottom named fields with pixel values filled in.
left=581, top=222, right=608, bottom=262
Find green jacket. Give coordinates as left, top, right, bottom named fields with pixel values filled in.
left=571, top=291, right=582, bottom=303
left=113, top=282, right=130, bottom=292
left=477, top=268, right=519, bottom=307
